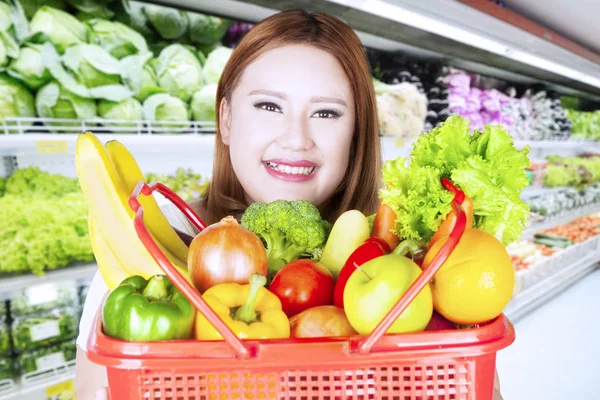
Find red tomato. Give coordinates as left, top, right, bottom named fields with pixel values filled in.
left=269, top=260, right=335, bottom=318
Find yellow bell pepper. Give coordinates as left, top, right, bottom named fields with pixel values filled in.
left=195, top=274, right=290, bottom=340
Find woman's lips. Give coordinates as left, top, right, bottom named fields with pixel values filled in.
left=263, top=160, right=318, bottom=183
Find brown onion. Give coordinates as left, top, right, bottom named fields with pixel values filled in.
left=188, top=216, right=267, bottom=293
left=289, top=306, right=357, bottom=338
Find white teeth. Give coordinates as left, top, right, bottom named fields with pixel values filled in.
left=266, top=162, right=315, bottom=175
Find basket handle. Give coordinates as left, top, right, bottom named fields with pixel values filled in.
left=129, top=181, right=252, bottom=359
left=357, top=179, right=467, bottom=354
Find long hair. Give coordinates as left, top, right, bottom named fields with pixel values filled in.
left=205, top=9, right=382, bottom=224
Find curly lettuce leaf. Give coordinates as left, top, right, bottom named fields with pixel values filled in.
left=451, top=156, right=529, bottom=245
left=380, top=157, right=453, bottom=242
left=411, top=116, right=474, bottom=175
left=380, top=116, right=531, bottom=245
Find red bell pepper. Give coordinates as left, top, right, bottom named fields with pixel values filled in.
left=333, top=237, right=391, bottom=308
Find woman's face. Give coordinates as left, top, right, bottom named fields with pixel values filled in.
left=220, top=44, right=355, bottom=207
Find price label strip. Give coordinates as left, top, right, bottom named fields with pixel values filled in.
left=36, top=141, right=69, bottom=155
left=46, top=379, right=76, bottom=400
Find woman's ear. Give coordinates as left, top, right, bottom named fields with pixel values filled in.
left=219, top=98, right=232, bottom=146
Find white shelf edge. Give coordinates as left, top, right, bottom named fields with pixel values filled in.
left=0, top=264, right=96, bottom=300
left=0, top=361, right=76, bottom=400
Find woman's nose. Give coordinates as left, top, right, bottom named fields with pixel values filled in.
left=277, top=114, right=314, bottom=151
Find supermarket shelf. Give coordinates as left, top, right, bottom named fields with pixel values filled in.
left=521, top=203, right=600, bottom=239
left=0, top=361, right=76, bottom=400
left=0, top=264, right=96, bottom=301
left=157, top=0, right=600, bottom=98
left=506, top=253, right=599, bottom=323
left=522, top=185, right=561, bottom=199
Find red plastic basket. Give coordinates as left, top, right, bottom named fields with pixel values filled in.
left=86, top=180, right=515, bottom=400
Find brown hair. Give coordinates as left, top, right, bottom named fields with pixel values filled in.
left=205, top=9, right=381, bottom=224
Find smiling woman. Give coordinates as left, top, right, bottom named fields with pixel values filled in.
left=206, top=9, right=381, bottom=225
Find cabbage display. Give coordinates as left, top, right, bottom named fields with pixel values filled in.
left=187, top=13, right=231, bottom=46
left=98, top=97, right=143, bottom=129
left=7, top=34, right=53, bottom=90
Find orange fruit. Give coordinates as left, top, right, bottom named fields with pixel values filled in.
left=423, top=229, right=514, bottom=325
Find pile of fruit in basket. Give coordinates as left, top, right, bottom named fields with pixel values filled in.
left=76, top=116, right=531, bottom=341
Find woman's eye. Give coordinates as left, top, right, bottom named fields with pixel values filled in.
left=254, top=102, right=282, bottom=113
left=313, top=109, right=342, bottom=119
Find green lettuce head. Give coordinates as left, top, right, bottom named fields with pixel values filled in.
left=143, top=4, right=188, bottom=40
left=98, top=98, right=143, bottom=132
left=0, top=73, right=35, bottom=126
left=143, top=93, right=190, bottom=133
left=30, top=6, right=87, bottom=54
left=87, top=19, right=149, bottom=59
left=203, top=46, right=232, bottom=85
left=36, top=81, right=97, bottom=127
left=120, top=52, right=163, bottom=102
left=190, top=84, right=217, bottom=122
left=154, top=44, right=203, bottom=102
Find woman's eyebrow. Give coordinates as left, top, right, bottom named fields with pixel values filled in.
left=311, top=96, right=347, bottom=107
left=248, top=89, right=287, bottom=99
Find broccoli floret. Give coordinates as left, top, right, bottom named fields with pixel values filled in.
left=241, top=200, right=330, bottom=275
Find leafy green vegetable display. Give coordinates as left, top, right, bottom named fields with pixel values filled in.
left=0, top=167, right=93, bottom=276
left=380, top=116, right=531, bottom=246
left=145, top=167, right=209, bottom=201
left=0, top=324, right=10, bottom=356
left=10, top=282, right=79, bottom=317
left=0, top=2, right=234, bottom=129
left=12, top=308, right=77, bottom=351
left=543, top=156, right=600, bottom=189
left=565, top=110, right=600, bottom=140
left=0, top=358, right=14, bottom=381
left=17, top=339, right=76, bottom=374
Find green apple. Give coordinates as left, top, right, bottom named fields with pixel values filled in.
left=319, top=210, right=370, bottom=278
left=344, top=254, right=433, bottom=335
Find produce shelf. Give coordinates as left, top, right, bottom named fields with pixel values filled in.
left=506, top=250, right=599, bottom=323
left=0, top=361, right=76, bottom=400
left=0, top=264, right=96, bottom=301
left=521, top=204, right=600, bottom=239
left=157, top=0, right=600, bottom=99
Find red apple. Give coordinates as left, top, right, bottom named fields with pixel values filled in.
left=426, top=311, right=457, bottom=331
left=269, top=259, right=335, bottom=318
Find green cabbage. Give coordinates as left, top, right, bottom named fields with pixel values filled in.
left=7, top=34, right=53, bottom=90
left=143, top=4, right=188, bottom=40
left=62, top=44, right=122, bottom=88
left=190, top=84, right=217, bottom=122
left=187, top=12, right=231, bottom=46
left=115, top=1, right=155, bottom=40
left=87, top=19, right=148, bottom=59
left=35, top=81, right=97, bottom=127
left=30, top=6, right=87, bottom=54
left=154, top=44, right=203, bottom=102
left=143, top=93, right=190, bottom=132
left=20, top=0, right=67, bottom=20
left=0, top=2, right=19, bottom=67
left=0, top=73, right=35, bottom=125
left=203, top=46, right=232, bottom=84
left=67, top=0, right=113, bottom=17
left=120, top=52, right=163, bottom=102
left=98, top=98, right=143, bottom=131
left=380, top=116, right=530, bottom=246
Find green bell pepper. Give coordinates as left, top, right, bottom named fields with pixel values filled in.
left=102, top=275, right=195, bottom=342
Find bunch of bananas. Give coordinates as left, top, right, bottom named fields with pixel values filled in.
left=76, top=133, right=192, bottom=289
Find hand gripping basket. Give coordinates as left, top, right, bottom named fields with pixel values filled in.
left=86, top=179, right=515, bottom=400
